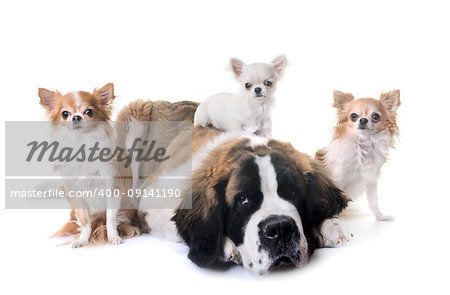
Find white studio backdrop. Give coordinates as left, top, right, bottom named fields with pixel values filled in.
left=0, top=1, right=449, bottom=295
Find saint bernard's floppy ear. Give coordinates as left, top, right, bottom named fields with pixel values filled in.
left=172, top=167, right=229, bottom=268
left=265, top=140, right=349, bottom=227
left=302, top=160, right=350, bottom=228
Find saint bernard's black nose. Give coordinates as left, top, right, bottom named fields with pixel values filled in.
left=259, top=215, right=297, bottom=243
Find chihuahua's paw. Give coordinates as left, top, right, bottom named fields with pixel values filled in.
left=320, top=218, right=352, bottom=248
left=72, top=240, right=89, bottom=248
left=255, top=128, right=272, bottom=138
left=242, top=125, right=258, bottom=135
left=109, top=236, right=123, bottom=245
left=376, top=214, right=394, bottom=221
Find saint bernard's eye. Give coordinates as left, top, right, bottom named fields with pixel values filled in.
left=237, top=194, right=249, bottom=205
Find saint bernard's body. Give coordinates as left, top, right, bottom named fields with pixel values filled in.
left=115, top=99, right=351, bottom=274
left=139, top=127, right=350, bottom=274
left=55, top=100, right=351, bottom=275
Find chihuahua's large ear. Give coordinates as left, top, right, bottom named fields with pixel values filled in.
left=302, top=160, right=349, bottom=227
left=38, top=88, right=60, bottom=111
left=93, top=83, right=115, bottom=105
left=380, top=89, right=401, bottom=115
left=172, top=170, right=227, bottom=268
left=230, top=58, right=246, bottom=77
left=333, top=90, right=354, bottom=111
left=272, top=55, right=287, bottom=77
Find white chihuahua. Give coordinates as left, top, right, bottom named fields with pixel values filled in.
left=194, top=55, right=286, bottom=137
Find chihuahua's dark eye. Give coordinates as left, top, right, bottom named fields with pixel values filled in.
left=245, top=83, right=252, bottom=89
left=61, top=111, right=69, bottom=119
left=264, top=80, right=272, bottom=87
left=372, top=113, right=380, bottom=121
left=85, top=109, right=94, bottom=117
left=237, top=194, right=249, bottom=205
left=350, top=113, right=358, bottom=121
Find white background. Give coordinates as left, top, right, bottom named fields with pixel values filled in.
left=1, top=0, right=449, bottom=294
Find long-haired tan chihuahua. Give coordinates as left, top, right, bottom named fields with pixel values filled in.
left=316, top=90, right=401, bottom=221
left=39, top=83, right=123, bottom=247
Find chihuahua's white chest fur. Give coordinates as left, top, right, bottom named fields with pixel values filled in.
left=323, top=130, right=392, bottom=197
left=194, top=55, right=286, bottom=137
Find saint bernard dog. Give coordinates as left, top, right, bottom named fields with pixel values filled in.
left=120, top=100, right=351, bottom=275
left=56, top=100, right=351, bottom=275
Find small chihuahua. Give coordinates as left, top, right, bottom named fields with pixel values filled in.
left=194, top=55, right=287, bottom=137
left=39, top=83, right=123, bottom=247
left=316, top=90, right=401, bottom=221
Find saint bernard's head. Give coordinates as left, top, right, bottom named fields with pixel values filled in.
left=174, top=138, right=348, bottom=275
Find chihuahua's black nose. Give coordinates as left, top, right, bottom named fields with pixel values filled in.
left=254, top=87, right=262, bottom=94
left=72, top=115, right=82, bottom=122
left=359, top=118, right=368, bottom=125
